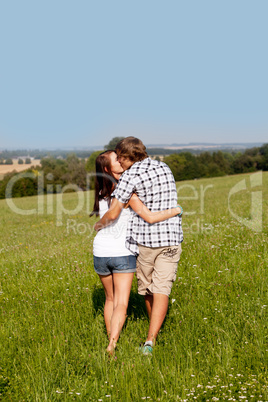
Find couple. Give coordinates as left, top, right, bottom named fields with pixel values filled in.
left=91, top=137, right=183, bottom=355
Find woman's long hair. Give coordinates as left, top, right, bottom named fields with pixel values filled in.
left=90, top=150, right=118, bottom=217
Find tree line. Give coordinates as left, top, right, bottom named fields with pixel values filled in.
left=163, top=144, right=268, bottom=181
left=0, top=143, right=267, bottom=199
left=0, top=158, right=32, bottom=165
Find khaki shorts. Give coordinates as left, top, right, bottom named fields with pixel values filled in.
left=136, top=243, right=182, bottom=297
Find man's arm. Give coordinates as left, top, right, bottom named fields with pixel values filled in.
left=94, top=198, right=125, bottom=231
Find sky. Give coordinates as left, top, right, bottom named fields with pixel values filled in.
left=0, top=1, right=267, bottom=149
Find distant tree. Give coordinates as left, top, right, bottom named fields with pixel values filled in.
left=5, top=158, right=13, bottom=165
left=66, top=153, right=79, bottom=167
left=231, top=154, right=256, bottom=173
left=41, top=156, right=57, bottom=170
left=85, top=151, right=103, bottom=172
left=154, top=156, right=161, bottom=161
left=163, top=154, right=187, bottom=181
left=1, top=169, right=38, bottom=199
left=205, top=162, right=225, bottom=177
left=164, top=151, right=230, bottom=181
left=104, top=137, right=125, bottom=150
left=0, top=158, right=4, bottom=165
left=18, top=158, right=24, bottom=164
left=245, top=147, right=259, bottom=157
left=199, top=152, right=213, bottom=165
left=222, top=152, right=235, bottom=173
left=41, top=157, right=67, bottom=193
left=62, top=154, right=88, bottom=190
left=253, top=154, right=264, bottom=170
left=259, top=143, right=268, bottom=170
left=212, top=151, right=229, bottom=174
left=25, top=158, right=31, bottom=164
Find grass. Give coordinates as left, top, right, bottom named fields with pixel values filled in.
left=0, top=172, right=267, bottom=401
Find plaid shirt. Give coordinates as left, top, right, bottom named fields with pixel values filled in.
left=112, top=157, right=183, bottom=255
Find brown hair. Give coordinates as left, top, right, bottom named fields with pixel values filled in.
left=115, top=136, right=148, bottom=162
left=90, top=150, right=117, bottom=217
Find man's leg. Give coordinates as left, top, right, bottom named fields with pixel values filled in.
left=145, top=293, right=169, bottom=343
left=144, top=294, right=153, bottom=319
left=144, top=245, right=182, bottom=345
left=136, top=245, right=155, bottom=319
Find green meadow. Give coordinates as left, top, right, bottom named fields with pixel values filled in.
left=0, top=172, right=267, bottom=401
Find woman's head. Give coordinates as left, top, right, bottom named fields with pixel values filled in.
left=95, top=150, right=123, bottom=181
left=90, top=151, right=124, bottom=216
left=107, top=151, right=124, bottom=180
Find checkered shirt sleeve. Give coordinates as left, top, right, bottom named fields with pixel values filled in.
left=111, top=171, right=136, bottom=204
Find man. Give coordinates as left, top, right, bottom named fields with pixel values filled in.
left=94, top=137, right=183, bottom=354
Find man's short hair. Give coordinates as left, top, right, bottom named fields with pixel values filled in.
left=115, top=137, right=148, bottom=162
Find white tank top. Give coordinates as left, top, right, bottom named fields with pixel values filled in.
left=93, top=199, right=134, bottom=257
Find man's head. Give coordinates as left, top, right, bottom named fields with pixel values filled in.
left=115, top=137, right=148, bottom=170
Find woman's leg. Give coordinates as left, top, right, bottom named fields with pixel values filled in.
left=99, top=274, right=114, bottom=338
left=107, top=272, right=134, bottom=353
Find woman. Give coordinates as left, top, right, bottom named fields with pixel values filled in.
left=91, top=150, right=182, bottom=354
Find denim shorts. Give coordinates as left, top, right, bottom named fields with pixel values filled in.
left=93, top=255, right=136, bottom=275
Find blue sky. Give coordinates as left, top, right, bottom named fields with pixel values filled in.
left=0, top=1, right=267, bottom=149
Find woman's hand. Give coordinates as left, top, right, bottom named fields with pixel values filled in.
left=94, top=222, right=102, bottom=232
left=128, top=194, right=183, bottom=224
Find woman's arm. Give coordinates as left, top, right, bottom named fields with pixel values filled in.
left=128, top=194, right=182, bottom=224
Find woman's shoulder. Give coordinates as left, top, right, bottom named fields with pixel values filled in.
left=99, top=198, right=109, bottom=212
left=99, top=198, right=109, bottom=205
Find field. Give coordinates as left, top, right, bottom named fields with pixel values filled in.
left=0, top=160, right=41, bottom=180
left=0, top=172, right=267, bottom=401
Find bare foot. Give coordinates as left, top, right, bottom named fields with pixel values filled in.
left=106, top=339, right=116, bottom=355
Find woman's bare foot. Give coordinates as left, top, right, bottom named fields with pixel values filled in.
left=106, top=339, right=116, bottom=355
